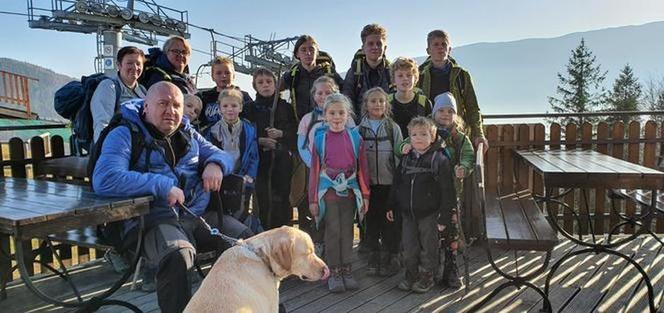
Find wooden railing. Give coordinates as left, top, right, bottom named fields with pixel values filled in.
left=2, top=118, right=664, bottom=288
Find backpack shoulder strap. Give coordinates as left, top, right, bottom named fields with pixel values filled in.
left=417, top=94, right=427, bottom=108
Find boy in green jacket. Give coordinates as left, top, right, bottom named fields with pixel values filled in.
left=418, top=30, right=488, bottom=152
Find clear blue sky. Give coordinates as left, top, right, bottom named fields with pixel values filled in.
left=2, top=0, right=664, bottom=89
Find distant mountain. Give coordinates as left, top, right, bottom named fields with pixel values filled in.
left=415, top=21, right=664, bottom=114
left=0, top=58, right=74, bottom=121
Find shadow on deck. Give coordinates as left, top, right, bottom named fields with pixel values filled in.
left=3, top=236, right=664, bottom=313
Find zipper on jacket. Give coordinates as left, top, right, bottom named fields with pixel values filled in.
left=409, top=175, right=415, bottom=219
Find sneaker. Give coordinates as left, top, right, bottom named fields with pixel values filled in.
left=328, top=267, right=345, bottom=293
left=367, top=252, right=380, bottom=276
left=379, top=253, right=400, bottom=277
left=341, top=264, right=359, bottom=290
left=411, top=271, right=434, bottom=293
left=140, top=265, right=157, bottom=292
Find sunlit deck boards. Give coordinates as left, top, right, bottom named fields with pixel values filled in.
left=3, top=236, right=663, bottom=313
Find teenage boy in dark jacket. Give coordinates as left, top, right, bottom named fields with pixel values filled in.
left=244, top=68, right=298, bottom=229
left=386, top=117, right=456, bottom=294
left=342, top=24, right=392, bottom=116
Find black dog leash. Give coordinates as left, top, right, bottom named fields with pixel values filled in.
left=173, top=202, right=239, bottom=247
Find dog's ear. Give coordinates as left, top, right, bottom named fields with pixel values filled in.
left=273, top=237, right=293, bottom=272
left=265, top=228, right=294, bottom=277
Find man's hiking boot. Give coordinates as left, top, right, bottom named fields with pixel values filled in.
left=379, top=253, right=400, bottom=277
left=328, top=267, right=345, bottom=293
left=411, top=270, right=434, bottom=293
left=367, top=252, right=380, bottom=276
left=398, top=270, right=418, bottom=291
left=341, top=264, right=359, bottom=290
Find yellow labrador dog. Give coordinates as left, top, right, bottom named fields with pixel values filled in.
left=184, top=226, right=329, bottom=313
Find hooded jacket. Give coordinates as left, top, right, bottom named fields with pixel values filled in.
left=418, top=57, right=484, bottom=139
left=141, top=52, right=196, bottom=95
left=92, top=99, right=234, bottom=228
left=389, top=140, right=457, bottom=225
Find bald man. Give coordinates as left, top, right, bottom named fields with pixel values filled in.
left=92, top=81, right=246, bottom=312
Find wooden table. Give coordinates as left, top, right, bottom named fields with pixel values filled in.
left=0, top=177, right=152, bottom=312
left=514, top=149, right=664, bottom=313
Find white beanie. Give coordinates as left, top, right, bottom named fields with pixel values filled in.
left=433, top=92, right=457, bottom=114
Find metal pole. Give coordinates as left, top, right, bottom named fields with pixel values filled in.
left=102, top=29, right=122, bottom=75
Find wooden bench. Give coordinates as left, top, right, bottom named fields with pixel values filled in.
left=470, top=143, right=558, bottom=312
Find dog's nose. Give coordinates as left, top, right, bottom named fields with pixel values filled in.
left=321, top=266, right=330, bottom=281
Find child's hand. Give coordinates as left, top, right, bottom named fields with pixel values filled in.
left=258, top=137, right=277, bottom=150
left=266, top=127, right=283, bottom=139
left=449, top=240, right=459, bottom=251
left=309, top=203, right=319, bottom=217
left=401, top=143, right=412, bottom=155
left=386, top=210, right=394, bottom=222
left=454, top=165, right=465, bottom=179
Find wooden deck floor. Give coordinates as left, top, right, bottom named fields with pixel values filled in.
left=3, top=235, right=664, bottom=313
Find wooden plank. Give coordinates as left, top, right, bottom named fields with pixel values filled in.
left=625, top=121, right=641, bottom=234
left=486, top=125, right=498, bottom=190
left=517, top=124, right=530, bottom=188
left=595, top=123, right=609, bottom=234
left=593, top=236, right=660, bottom=312
left=563, top=123, right=577, bottom=234
left=581, top=122, right=593, bottom=150
left=622, top=238, right=664, bottom=313
left=517, top=194, right=557, bottom=249
left=610, top=122, right=626, bottom=229
left=501, top=125, right=514, bottom=194
left=497, top=191, right=540, bottom=250
left=484, top=191, right=509, bottom=247
left=8, top=137, right=26, bottom=178
left=532, top=125, right=545, bottom=202
left=660, top=121, right=664, bottom=233
left=563, top=237, right=644, bottom=312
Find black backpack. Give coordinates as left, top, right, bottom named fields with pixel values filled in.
left=87, top=113, right=145, bottom=249
left=54, top=73, right=121, bottom=155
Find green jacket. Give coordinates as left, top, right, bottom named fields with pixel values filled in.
left=418, top=57, right=484, bottom=139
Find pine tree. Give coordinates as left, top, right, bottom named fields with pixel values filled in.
left=607, top=64, right=641, bottom=124
left=548, top=38, right=607, bottom=125
left=643, top=77, right=664, bottom=123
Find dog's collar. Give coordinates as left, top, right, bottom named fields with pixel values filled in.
left=238, top=241, right=278, bottom=278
